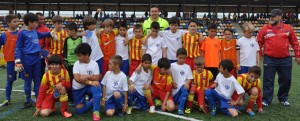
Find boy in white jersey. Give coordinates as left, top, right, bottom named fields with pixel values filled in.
left=82, top=16, right=104, bottom=78
left=236, top=22, right=260, bottom=74
left=115, top=21, right=129, bottom=75
left=127, top=54, right=153, bottom=114
left=101, top=55, right=128, bottom=117
left=72, top=43, right=102, bottom=121
left=142, top=22, right=167, bottom=65
left=171, top=48, right=193, bottom=115
left=205, top=59, right=245, bottom=117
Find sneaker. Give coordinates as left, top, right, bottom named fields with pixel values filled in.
left=178, top=110, right=184, bottom=115
left=185, top=107, right=191, bottom=114
left=262, top=102, right=269, bottom=107
left=281, top=101, right=290, bottom=106
left=62, top=111, right=72, bottom=118
left=117, top=109, right=124, bottom=117
left=247, top=109, right=255, bottom=116
left=22, top=101, right=33, bottom=109
left=210, top=107, right=217, bottom=116
left=127, top=107, right=132, bottom=114
left=0, top=100, right=10, bottom=108
left=93, top=111, right=100, bottom=121
left=149, top=106, right=155, bottom=113
left=154, top=99, right=162, bottom=106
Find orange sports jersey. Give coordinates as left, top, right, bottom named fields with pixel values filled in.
left=36, top=69, right=71, bottom=108
left=3, top=31, right=18, bottom=62
left=48, top=30, right=68, bottom=55
left=200, top=37, right=221, bottom=67
left=99, top=31, right=117, bottom=60
left=129, top=37, right=143, bottom=60
left=221, top=39, right=237, bottom=67
left=193, top=69, right=213, bottom=90
left=237, top=74, right=261, bottom=91
left=151, top=65, right=172, bottom=91
left=182, top=32, right=201, bottom=58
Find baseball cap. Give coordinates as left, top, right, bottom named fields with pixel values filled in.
left=269, top=9, right=283, bottom=17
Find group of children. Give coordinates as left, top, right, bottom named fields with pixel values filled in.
left=0, top=12, right=263, bottom=120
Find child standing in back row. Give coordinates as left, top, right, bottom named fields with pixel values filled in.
left=115, top=21, right=129, bottom=75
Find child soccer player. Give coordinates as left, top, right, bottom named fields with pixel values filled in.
left=185, top=56, right=214, bottom=114
left=115, top=21, right=129, bottom=75
left=205, top=59, right=245, bottom=117
left=0, top=14, right=20, bottom=107
left=182, top=19, right=203, bottom=70
left=127, top=54, right=153, bottom=114
left=142, top=22, right=167, bottom=65
left=201, top=23, right=221, bottom=79
left=232, top=66, right=263, bottom=116
left=170, top=48, right=193, bottom=115
left=72, top=43, right=102, bottom=121
left=33, top=55, right=72, bottom=118
left=82, top=16, right=104, bottom=80
left=14, top=13, right=56, bottom=109
left=63, top=22, right=82, bottom=106
left=101, top=55, right=128, bottom=117
left=99, top=19, right=118, bottom=75
left=46, top=15, right=68, bottom=59
left=220, top=28, right=237, bottom=77
left=128, top=24, right=144, bottom=76
left=237, top=22, right=260, bottom=74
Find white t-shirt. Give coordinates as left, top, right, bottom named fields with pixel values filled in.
left=237, top=37, right=260, bottom=66
left=115, top=35, right=129, bottom=60
left=142, top=35, right=167, bottom=65
left=101, top=71, right=128, bottom=99
left=72, top=60, right=100, bottom=90
left=160, top=30, right=186, bottom=60
left=129, top=68, right=152, bottom=96
left=170, top=63, right=193, bottom=95
left=82, top=30, right=104, bottom=61
left=214, top=73, right=245, bottom=99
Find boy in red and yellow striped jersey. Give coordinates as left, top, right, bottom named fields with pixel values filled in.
left=33, top=55, right=72, bottom=118
left=220, top=28, right=237, bottom=78
left=232, top=66, right=263, bottom=116
left=128, top=24, right=144, bottom=76
left=45, top=15, right=68, bottom=59
left=182, top=19, right=203, bottom=70
left=185, top=56, right=214, bottom=114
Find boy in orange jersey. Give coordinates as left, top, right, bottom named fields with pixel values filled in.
left=33, top=55, right=72, bottom=118
left=185, top=56, right=214, bottom=114
left=45, top=15, right=68, bottom=59
left=232, top=66, right=263, bottom=116
left=220, top=28, right=237, bottom=77
left=98, top=19, right=118, bottom=75
left=201, top=23, right=221, bottom=79
left=0, top=14, right=20, bottom=107
left=182, top=19, right=203, bottom=70
left=128, top=24, right=144, bottom=76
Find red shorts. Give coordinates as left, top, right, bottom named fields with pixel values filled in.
left=40, top=94, right=58, bottom=110
left=190, top=86, right=206, bottom=106
left=152, top=86, right=173, bottom=101
left=102, top=60, right=109, bottom=76
left=129, top=59, right=141, bottom=76
left=185, top=57, right=195, bottom=70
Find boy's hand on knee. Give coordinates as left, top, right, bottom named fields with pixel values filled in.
left=55, top=83, right=63, bottom=91
left=123, top=105, right=128, bottom=112
left=129, top=85, right=135, bottom=93
left=172, top=83, right=178, bottom=89
left=228, top=100, right=238, bottom=106
left=184, top=83, right=189, bottom=90
left=33, top=108, right=40, bottom=117
left=90, top=81, right=100, bottom=87
left=101, top=98, right=106, bottom=106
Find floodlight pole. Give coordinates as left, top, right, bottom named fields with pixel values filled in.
left=116, top=0, right=120, bottom=18
left=26, top=2, right=29, bottom=13
left=58, top=3, right=60, bottom=15
left=248, top=0, right=250, bottom=20
left=14, top=0, right=17, bottom=15
left=215, top=0, right=218, bottom=19
left=280, top=0, right=283, bottom=10
left=48, top=0, right=51, bottom=17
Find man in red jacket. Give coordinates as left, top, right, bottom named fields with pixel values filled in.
left=257, top=9, right=300, bottom=107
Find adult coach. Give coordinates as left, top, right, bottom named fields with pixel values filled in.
left=257, top=9, right=300, bottom=106
left=142, top=5, right=169, bottom=35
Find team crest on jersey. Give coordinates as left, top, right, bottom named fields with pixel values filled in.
left=87, top=70, right=93, bottom=75
left=225, top=85, right=230, bottom=90
left=250, top=43, right=254, bottom=47
left=156, top=44, right=160, bottom=47
left=176, top=38, right=179, bottom=41
left=214, top=44, right=218, bottom=48
left=113, top=81, right=118, bottom=87
left=180, top=71, right=185, bottom=75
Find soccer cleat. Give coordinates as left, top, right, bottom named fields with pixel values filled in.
left=62, top=111, right=72, bottom=118
left=93, top=111, right=100, bottom=121
left=210, top=107, right=217, bottom=116
left=247, top=109, right=255, bottom=116
left=154, top=99, right=162, bottom=106
left=127, top=107, right=132, bottom=114
left=149, top=106, right=155, bottom=113
left=185, top=107, right=191, bottom=114
left=0, top=100, right=10, bottom=108
left=262, top=102, right=269, bottom=107
left=117, top=109, right=124, bottom=117
left=281, top=101, right=290, bottom=106
left=22, top=100, right=33, bottom=109
left=178, top=110, right=184, bottom=115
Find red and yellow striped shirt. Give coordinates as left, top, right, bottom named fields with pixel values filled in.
left=47, top=30, right=68, bottom=55
left=129, top=37, right=143, bottom=60
left=193, top=69, right=213, bottom=90
left=151, top=65, right=172, bottom=91
left=182, top=32, right=201, bottom=58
